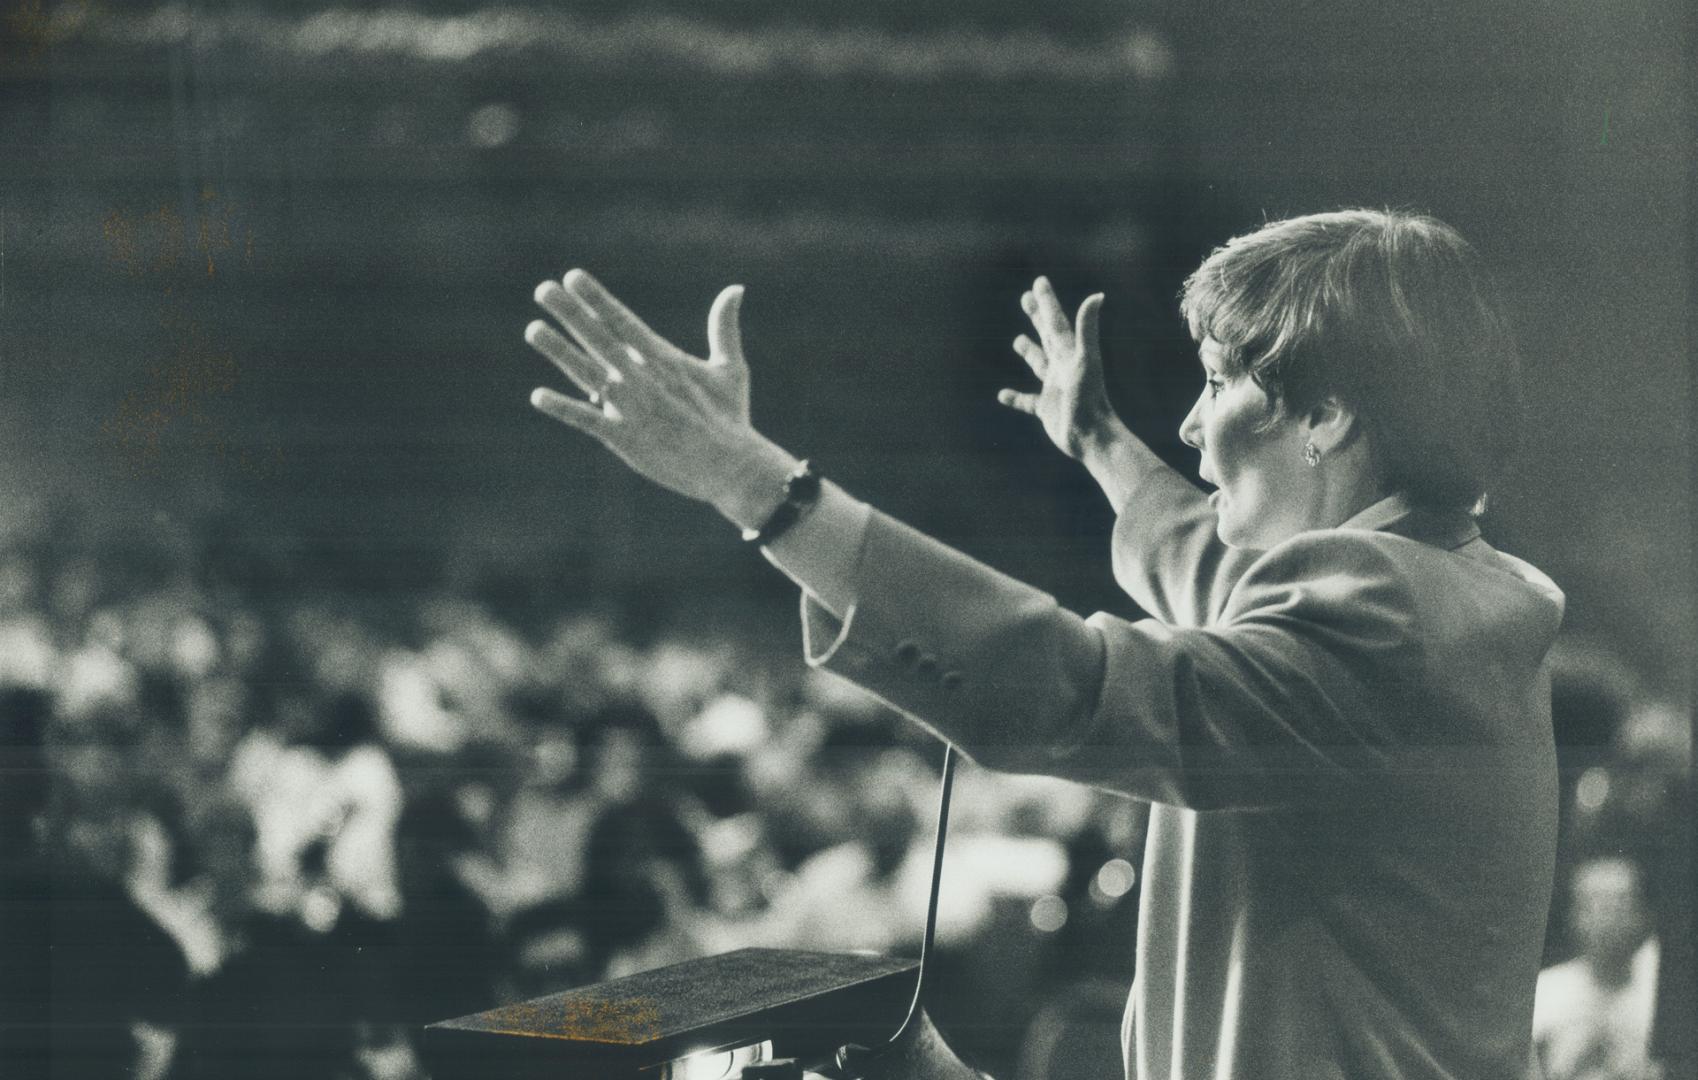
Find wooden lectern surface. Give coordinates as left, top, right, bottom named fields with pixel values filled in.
left=423, top=947, right=918, bottom=1079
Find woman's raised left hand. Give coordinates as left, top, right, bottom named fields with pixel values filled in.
left=998, top=276, right=1114, bottom=461
left=524, top=270, right=781, bottom=509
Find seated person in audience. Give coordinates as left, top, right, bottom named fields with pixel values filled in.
left=1533, top=855, right=1661, bottom=1080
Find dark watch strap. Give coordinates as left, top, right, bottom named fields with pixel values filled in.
left=742, top=459, right=822, bottom=546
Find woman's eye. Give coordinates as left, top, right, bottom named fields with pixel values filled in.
left=1206, top=379, right=1224, bottom=397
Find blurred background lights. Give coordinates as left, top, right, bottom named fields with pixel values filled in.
left=1575, top=766, right=1611, bottom=812
left=1029, top=894, right=1068, bottom=933
left=1090, top=858, right=1136, bottom=907
left=467, top=102, right=520, bottom=148
left=1125, top=31, right=1175, bottom=81
left=171, top=616, right=221, bottom=678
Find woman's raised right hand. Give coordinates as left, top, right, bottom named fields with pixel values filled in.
left=524, top=269, right=789, bottom=514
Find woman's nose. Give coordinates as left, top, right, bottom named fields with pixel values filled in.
left=1179, top=398, right=1204, bottom=450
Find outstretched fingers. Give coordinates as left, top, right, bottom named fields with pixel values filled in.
left=997, top=387, right=1040, bottom=415
left=525, top=319, right=613, bottom=400
left=535, top=279, right=636, bottom=375
left=1029, top=276, right=1073, bottom=345
left=530, top=386, right=609, bottom=434
left=1012, top=333, right=1048, bottom=378
left=561, top=269, right=669, bottom=359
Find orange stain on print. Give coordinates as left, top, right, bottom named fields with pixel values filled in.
left=472, top=996, right=664, bottom=1043
left=99, top=189, right=274, bottom=476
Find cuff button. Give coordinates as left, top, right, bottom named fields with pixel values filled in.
left=915, top=655, right=940, bottom=679
left=895, top=641, right=921, bottom=666
left=940, top=671, right=964, bottom=691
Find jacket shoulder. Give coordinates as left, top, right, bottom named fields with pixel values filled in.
left=1221, top=528, right=1420, bottom=628
left=1222, top=527, right=1565, bottom=671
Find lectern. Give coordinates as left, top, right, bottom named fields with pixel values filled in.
left=422, top=948, right=919, bottom=1079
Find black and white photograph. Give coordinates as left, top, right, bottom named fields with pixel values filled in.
left=1, top=2, right=1692, bottom=1078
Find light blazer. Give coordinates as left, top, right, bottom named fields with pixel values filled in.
left=798, top=466, right=1565, bottom=1080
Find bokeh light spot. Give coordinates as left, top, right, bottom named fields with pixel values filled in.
left=1094, top=857, right=1136, bottom=900
left=467, top=103, right=519, bottom=148
left=1576, top=766, right=1611, bottom=812
left=1030, top=894, right=1068, bottom=933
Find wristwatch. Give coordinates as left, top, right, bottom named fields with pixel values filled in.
left=741, top=459, right=822, bottom=546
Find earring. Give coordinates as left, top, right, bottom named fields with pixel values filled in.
left=1303, top=441, right=1321, bottom=467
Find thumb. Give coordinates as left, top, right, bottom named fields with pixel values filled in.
left=707, top=284, right=746, bottom=368
left=1075, top=293, right=1105, bottom=362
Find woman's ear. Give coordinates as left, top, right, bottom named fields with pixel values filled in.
left=1301, top=395, right=1360, bottom=456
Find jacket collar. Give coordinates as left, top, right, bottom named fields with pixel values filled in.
left=1338, top=492, right=1482, bottom=550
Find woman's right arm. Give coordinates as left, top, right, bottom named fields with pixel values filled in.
left=1004, top=278, right=1256, bottom=626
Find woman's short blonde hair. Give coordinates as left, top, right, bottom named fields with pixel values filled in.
left=1179, top=209, right=1524, bottom=515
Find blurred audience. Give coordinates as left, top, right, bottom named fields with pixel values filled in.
left=1, top=684, right=189, bottom=1079
left=0, top=511, right=1686, bottom=1079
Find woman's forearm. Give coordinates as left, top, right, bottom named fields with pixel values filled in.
left=709, top=418, right=1173, bottom=624
left=706, top=434, right=801, bottom=535
left=1076, top=415, right=1168, bottom=513
left=708, top=435, right=869, bottom=620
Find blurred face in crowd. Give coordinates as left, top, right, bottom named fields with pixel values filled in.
left=1180, top=338, right=1316, bottom=549
left=188, top=679, right=249, bottom=767
left=1570, top=857, right=1649, bottom=971
left=528, top=730, right=579, bottom=791
left=594, top=728, right=648, bottom=803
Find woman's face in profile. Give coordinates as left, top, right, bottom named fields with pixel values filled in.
left=1180, top=339, right=1312, bottom=550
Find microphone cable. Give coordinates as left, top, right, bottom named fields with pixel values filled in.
left=889, top=742, right=957, bottom=1046
left=828, top=742, right=957, bottom=1076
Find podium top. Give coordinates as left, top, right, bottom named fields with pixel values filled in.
left=423, top=947, right=919, bottom=1078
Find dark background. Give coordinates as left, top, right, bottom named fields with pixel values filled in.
left=4, top=0, right=1691, bottom=690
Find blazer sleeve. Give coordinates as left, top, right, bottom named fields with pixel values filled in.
left=1109, top=464, right=1262, bottom=628
left=803, top=510, right=1424, bottom=810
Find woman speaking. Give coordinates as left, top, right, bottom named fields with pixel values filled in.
left=521, top=209, right=1565, bottom=1080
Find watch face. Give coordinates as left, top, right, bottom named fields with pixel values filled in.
left=748, top=463, right=822, bottom=545
left=784, top=463, right=822, bottom=503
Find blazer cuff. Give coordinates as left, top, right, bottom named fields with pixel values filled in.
left=801, top=591, right=857, bottom=669
left=761, top=479, right=873, bottom=621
